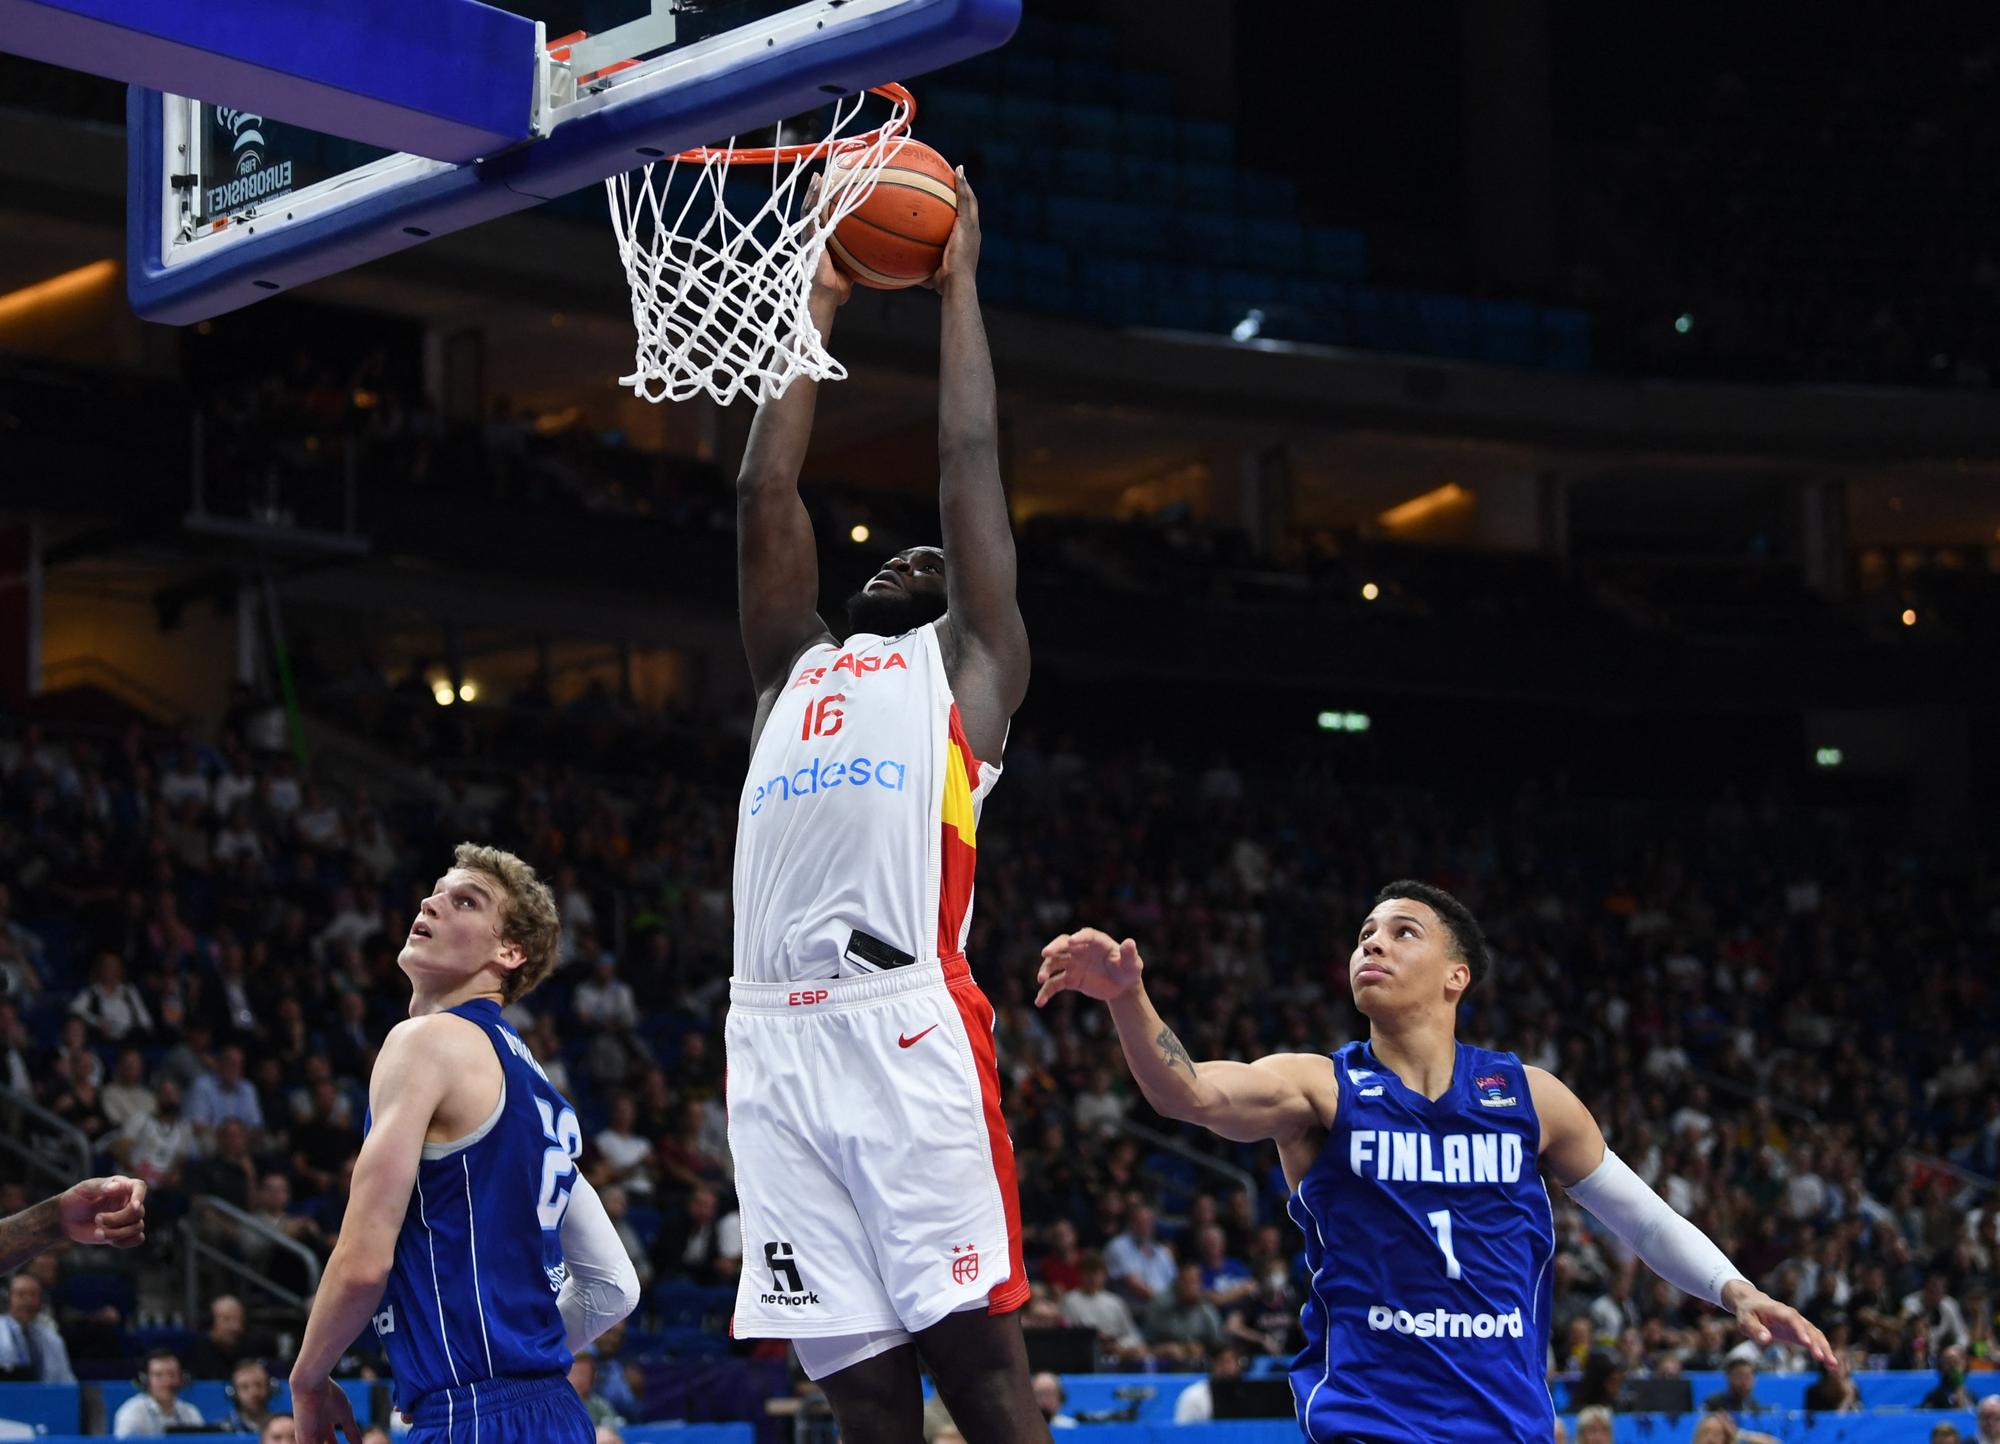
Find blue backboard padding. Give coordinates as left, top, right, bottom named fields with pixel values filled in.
left=126, top=0, right=1022, bottom=324
left=9, top=0, right=535, bottom=162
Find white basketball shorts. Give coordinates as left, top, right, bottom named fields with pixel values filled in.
left=725, top=956, right=1028, bottom=1342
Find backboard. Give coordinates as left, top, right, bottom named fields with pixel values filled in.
left=119, top=0, right=1018, bottom=324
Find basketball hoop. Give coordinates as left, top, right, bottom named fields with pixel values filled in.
left=603, top=83, right=916, bottom=406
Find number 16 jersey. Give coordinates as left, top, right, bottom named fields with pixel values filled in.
left=734, top=622, right=999, bottom=983
left=1288, top=1040, right=1555, bottom=1444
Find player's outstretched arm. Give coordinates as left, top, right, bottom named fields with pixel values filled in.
left=556, top=1174, right=642, bottom=1352
left=1037, top=929, right=1329, bottom=1145
left=738, top=196, right=847, bottom=701
left=0, top=1175, right=148, bottom=1272
left=931, top=169, right=1028, bottom=756
left=290, top=1017, right=473, bottom=1441
left=1529, top=1067, right=1840, bottom=1372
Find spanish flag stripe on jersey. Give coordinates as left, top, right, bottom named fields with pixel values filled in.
left=936, top=703, right=980, bottom=956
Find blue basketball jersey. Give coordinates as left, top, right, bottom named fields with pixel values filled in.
left=370, top=999, right=584, bottom=1419
left=1288, top=1040, right=1555, bottom=1444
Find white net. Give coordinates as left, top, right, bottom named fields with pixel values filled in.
left=604, top=87, right=914, bottom=406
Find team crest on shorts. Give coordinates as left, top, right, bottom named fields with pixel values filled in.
left=950, top=1244, right=980, bottom=1284
left=1476, top=1073, right=1519, bottom=1108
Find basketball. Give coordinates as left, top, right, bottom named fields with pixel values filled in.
left=824, top=138, right=959, bottom=290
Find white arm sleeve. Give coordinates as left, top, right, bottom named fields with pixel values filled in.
left=557, top=1175, right=642, bottom=1352
left=1563, top=1148, right=1745, bottom=1308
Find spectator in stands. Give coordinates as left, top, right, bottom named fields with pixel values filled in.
left=1059, top=1251, right=1145, bottom=1364
left=111, top=1076, right=195, bottom=1189
left=224, top=1358, right=277, bottom=1433
left=1591, top=1265, right=1643, bottom=1342
left=652, top=1182, right=739, bottom=1285
left=592, top=1093, right=656, bottom=1199
left=594, top=1430, right=622, bottom=1444
left=0, top=1272, right=74, bottom=1382
left=1144, top=1262, right=1226, bottom=1365
left=48, top=1044, right=112, bottom=1146
left=1976, top=1395, right=2000, bottom=1444
left=1104, top=1203, right=1175, bottom=1304
left=238, top=1173, right=327, bottom=1294
left=1037, top=1218, right=1083, bottom=1294
left=1073, top=1067, right=1129, bottom=1136
left=1574, top=1406, right=1612, bottom=1444
left=290, top=1078, right=360, bottom=1200
left=0, top=1001, right=32, bottom=1095
left=1192, top=1225, right=1255, bottom=1309
left=114, top=1349, right=203, bottom=1436
left=0, top=884, right=43, bottom=1002
left=186, top=1294, right=250, bottom=1379
left=70, top=953, right=150, bottom=1043
left=1932, top=1425, right=1965, bottom=1444
left=568, top=1350, right=622, bottom=1431
left=186, top=1044, right=265, bottom=1148
left=1908, top=1273, right=1972, bottom=1354
left=258, top=1414, right=297, bottom=1444
left=598, top=1184, right=654, bottom=1289
left=1031, top=1371, right=1078, bottom=1428
left=1802, top=1359, right=1861, bottom=1412
left=589, top=1320, right=641, bottom=1422
left=1172, top=1342, right=1243, bottom=1423
left=653, top=1099, right=727, bottom=1191
left=100, top=1048, right=156, bottom=1129
left=1923, top=1344, right=1975, bottom=1410
left=1571, top=1352, right=1628, bottom=1412
left=1701, top=1349, right=1769, bottom=1416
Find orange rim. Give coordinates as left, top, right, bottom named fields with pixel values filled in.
left=671, top=82, right=916, bottom=163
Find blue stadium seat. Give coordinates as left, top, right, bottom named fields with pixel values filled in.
left=649, top=1281, right=713, bottom=1328
left=998, top=95, right=1060, bottom=141
left=920, top=88, right=997, bottom=136
left=1237, top=171, right=1299, bottom=217
left=1307, top=226, right=1369, bottom=282
left=1115, top=71, right=1176, bottom=114
left=1117, top=153, right=1179, bottom=204
left=1056, top=62, right=1120, bottom=107
left=1176, top=212, right=1241, bottom=266
left=1177, top=162, right=1236, bottom=210
left=1239, top=219, right=1307, bottom=274
left=57, top=1270, right=134, bottom=1316
left=1001, top=52, right=1059, bottom=98
left=1417, top=294, right=1475, bottom=357
left=1177, top=118, right=1235, bottom=164
left=1055, top=146, right=1120, bottom=199
left=1058, top=103, right=1121, bottom=152
left=1541, top=308, right=1593, bottom=369
left=1476, top=300, right=1541, bottom=366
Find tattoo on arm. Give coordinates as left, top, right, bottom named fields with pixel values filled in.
left=1156, top=1026, right=1198, bottom=1083
left=0, top=1197, right=61, bottom=1274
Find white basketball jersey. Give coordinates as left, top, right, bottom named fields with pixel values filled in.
left=733, top=622, right=1000, bottom=983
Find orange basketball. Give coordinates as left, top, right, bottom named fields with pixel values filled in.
left=825, top=139, right=959, bottom=290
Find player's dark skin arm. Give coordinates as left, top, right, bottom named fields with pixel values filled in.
left=738, top=194, right=848, bottom=742
left=929, top=170, right=1028, bottom=762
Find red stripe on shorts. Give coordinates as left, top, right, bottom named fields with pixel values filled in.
left=944, top=956, right=1029, bottom=1314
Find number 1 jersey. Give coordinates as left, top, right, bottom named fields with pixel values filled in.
left=371, top=999, right=582, bottom=1414
left=1288, top=1040, right=1555, bottom=1443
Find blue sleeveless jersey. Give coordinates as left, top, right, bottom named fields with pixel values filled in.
left=1288, top=1040, right=1555, bottom=1444
left=370, top=1000, right=583, bottom=1417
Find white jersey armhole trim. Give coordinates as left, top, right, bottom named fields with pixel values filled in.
left=422, top=1077, right=506, bottom=1161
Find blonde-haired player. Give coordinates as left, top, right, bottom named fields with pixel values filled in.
left=290, top=844, right=639, bottom=1444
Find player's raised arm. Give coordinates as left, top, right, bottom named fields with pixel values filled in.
left=931, top=169, right=1028, bottom=752
left=1037, top=929, right=1330, bottom=1145
left=1528, top=1066, right=1840, bottom=1372
left=738, top=191, right=847, bottom=702
left=290, top=1017, right=471, bottom=1441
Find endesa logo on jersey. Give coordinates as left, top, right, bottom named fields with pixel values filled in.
left=1368, top=1304, right=1524, bottom=1340
left=748, top=755, right=908, bottom=816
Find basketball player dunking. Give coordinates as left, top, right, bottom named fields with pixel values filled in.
left=289, top=846, right=639, bottom=1444
left=1038, top=882, right=1839, bottom=1444
left=729, top=170, right=1044, bottom=1443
